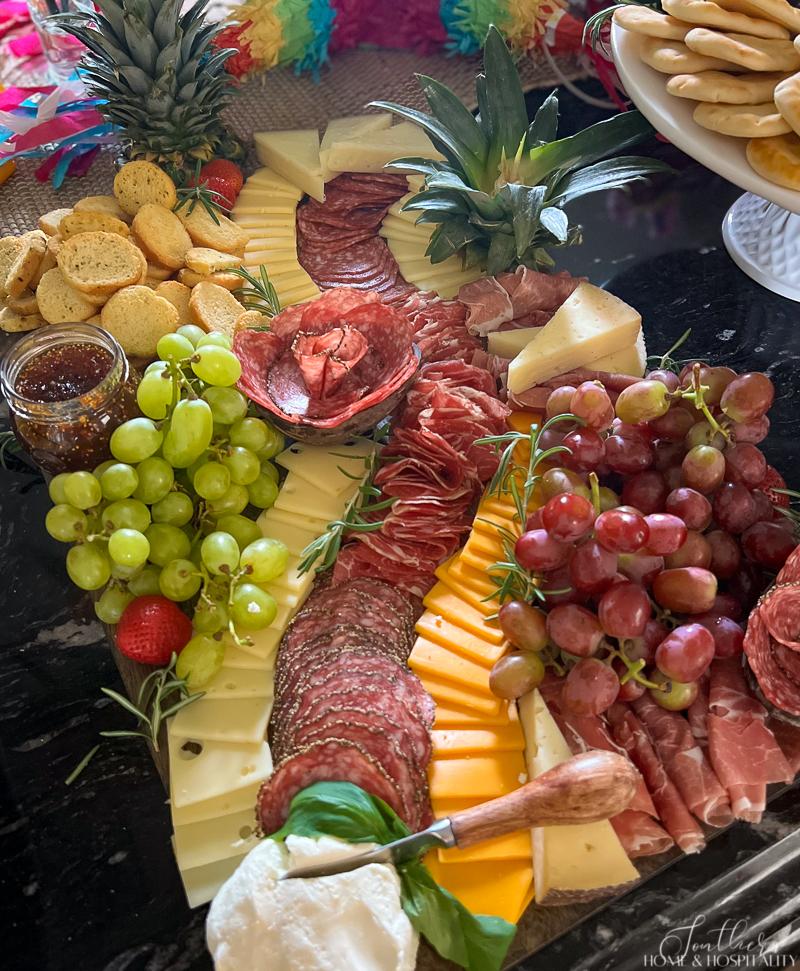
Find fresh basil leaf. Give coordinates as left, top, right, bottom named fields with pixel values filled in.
left=401, top=861, right=516, bottom=971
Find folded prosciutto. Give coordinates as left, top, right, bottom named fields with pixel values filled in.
left=611, top=811, right=675, bottom=859
left=631, top=694, right=733, bottom=828
left=707, top=657, right=793, bottom=823
left=608, top=703, right=706, bottom=854
left=458, top=267, right=582, bottom=336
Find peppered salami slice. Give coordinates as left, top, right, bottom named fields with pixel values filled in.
left=758, top=583, right=800, bottom=651
left=744, top=606, right=800, bottom=716
left=284, top=597, right=412, bottom=653
left=774, top=641, right=800, bottom=685
left=305, top=576, right=417, bottom=627
left=257, top=739, right=408, bottom=834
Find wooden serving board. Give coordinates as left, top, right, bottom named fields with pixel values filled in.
left=109, top=640, right=731, bottom=969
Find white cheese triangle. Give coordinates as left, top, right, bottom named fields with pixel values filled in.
left=506, top=282, right=642, bottom=394
left=254, top=130, right=324, bottom=202
left=320, top=113, right=392, bottom=180
left=325, top=121, right=444, bottom=175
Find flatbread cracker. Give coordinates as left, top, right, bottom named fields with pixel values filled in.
left=774, top=72, right=800, bottom=135
left=685, top=28, right=800, bottom=72
left=639, top=37, right=736, bottom=74
left=662, top=0, right=789, bottom=39
left=613, top=7, right=689, bottom=40
left=747, top=131, right=800, bottom=188
left=666, top=69, right=790, bottom=102
left=715, top=0, right=800, bottom=33
left=693, top=100, right=791, bottom=135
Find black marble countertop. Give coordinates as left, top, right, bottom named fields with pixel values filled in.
left=2, top=85, right=799, bottom=971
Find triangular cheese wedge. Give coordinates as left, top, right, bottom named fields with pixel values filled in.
left=254, top=130, right=324, bottom=202
left=320, top=113, right=392, bottom=180
left=506, top=282, right=642, bottom=394
left=589, top=328, right=647, bottom=376
left=325, top=121, right=444, bottom=174
left=518, top=690, right=639, bottom=905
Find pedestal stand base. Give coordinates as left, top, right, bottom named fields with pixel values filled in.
left=722, top=193, right=800, bottom=303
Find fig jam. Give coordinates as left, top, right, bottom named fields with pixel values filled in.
left=1, top=324, right=139, bottom=474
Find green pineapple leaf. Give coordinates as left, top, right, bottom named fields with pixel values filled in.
left=538, top=206, right=569, bottom=243
left=416, top=74, right=489, bottom=166
left=487, top=233, right=517, bottom=276
left=525, top=90, right=559, bottom=149
left=550, top=156, right=673, bottom=205
left=426, top=219, right=484, bottom=263
left=481, top=25, right=529, bottom=178
left=501, top=183, right=546, bottom=259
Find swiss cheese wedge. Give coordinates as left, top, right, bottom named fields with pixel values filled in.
left=254, top=130, right=324, bottom=202
left=320, top=114, right=392, bottom=180
left=506, top=283, right=642, bottom=394
left=518, top=689, right=639, bottom=904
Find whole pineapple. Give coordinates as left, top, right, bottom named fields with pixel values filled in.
left=59, top=0, right=243, bottom=168
left=373, top=26, right=670, bottom=275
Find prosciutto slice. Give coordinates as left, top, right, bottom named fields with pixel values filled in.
left=687, top=676, right=710, bottom=748
left=707, top=657, right=793, bottom=823
left=611, top=811, right=674, bottom=859
left=458, top=267, right=583, bottom=336
left=608, top=703, right=706, bottom=854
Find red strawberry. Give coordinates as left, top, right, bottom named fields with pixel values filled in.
left=757, top=464, right=789, bottom=507
left=198, top=174, right=236, bottom=210
left=200, top=159, right=244, bottom=195
left=116, top=596, right=192, bottom=666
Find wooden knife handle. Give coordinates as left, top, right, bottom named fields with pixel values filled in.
left=448, top=751, right=638, bottom=849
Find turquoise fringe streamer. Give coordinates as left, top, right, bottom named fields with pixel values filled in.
left=295, top=0, right=336, bottom=78
left=440, top=0, right=481, bottom=54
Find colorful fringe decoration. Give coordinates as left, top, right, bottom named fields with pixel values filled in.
left=0, top=85, right=118, bottom=187
left=218, top=0, right=584, bottom=78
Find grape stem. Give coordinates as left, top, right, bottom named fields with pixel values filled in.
left=652, top=327, right=692, bottom=373
left=588, top=471, right=601, bottom=516
left=604, top=641, right=664, bottom=690
left=676, top=363, right=731, bottom=443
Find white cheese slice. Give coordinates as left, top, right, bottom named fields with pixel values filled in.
left=174, top=808, right=259, bottom=872
left=221, top=641, right=273, bottom=670
left=178, top=853, right=245, bottom=909
left=245, top=166, right=304, bottom=199
left=276, top=283, right=321, bottom=307
left=487, top=326, right=544, bottom=359
left=320, top=113, right=392, bottom=180
left=259, top=505, right=332, bottom=535
left=432, top=272, right=485, bottom=299
left=381, top=214, right=433, bottom=240
left=241, top=227, right=297, bottom=242
left=232, top=203, right=297, bottom=217
left=275, top=438, right=375, bottom=495
left=589, top=328, right=647, bottom=376
left=265, top=583, right=302, bottom=609
left=258, top=512, right=319, bottom=555
left=386, top=237, right=429, bottom=261
left=269, top=269, right=315, bottom=293
left=408, top=263, right=483, bottom=288
left=274, top=470, right=358, bottom=522
left=266, top=262, right=305, bottom=280
left=171, top=780, right=261, bottom=827
left=200, top=666, right=274, bottom=700
left=169, top=696, right=272, bottom=745
left=265, top=553, right=316, bottom=597
left=506, top=283, right=642, bottom=394
left=518, top=689, right=639, bottom=904
left=235, top=625, right=283, bottom=662
left=254, top=129, right=324, bottom=202
left=244, top=254, right=299, bottom=273
left=235, top=218, right=297, bottom=233
left=387, top=193, right=421, bottom=224
left=169, top=736, right=272, bottom=808
left=395, top=255, right=460, bottom=276
left=268, top=602, right=294, bottom=632
left=325, top=121, right=443, bottom=174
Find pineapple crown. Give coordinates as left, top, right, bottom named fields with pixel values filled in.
left=371, top=25, right=671, bottom=275
left=56, top=0, right=242, bottom=167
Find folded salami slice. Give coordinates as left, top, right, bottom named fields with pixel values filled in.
left=610, top=811, right=674, bottom=859
left=758, top=583, right=800, bottom=652
left=258, top=739, right=406, bottom=834
left=768, top=717, right=800, bottom=776
left=608, top=703, right=706, bottom=854
left=631, top=694, right=733, bottom=828
left=744, top=605, right=800, bottom=716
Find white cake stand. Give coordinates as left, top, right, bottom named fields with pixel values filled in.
left=611, top=23, right=800, bottom=301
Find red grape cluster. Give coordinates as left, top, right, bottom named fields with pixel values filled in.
left=489, top=363, right=796, bottom=718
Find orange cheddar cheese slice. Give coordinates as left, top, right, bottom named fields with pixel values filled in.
left=415, top=611, right=506, bottom=666
left=479, top=495, right=518, bottom=518
left=424, top=853, right=533, bottom=925
left=438, top=830, right=532, bottom=865
left=443, top=557, right=499, bottom=600
left=422, top=583, right=503, bottom=645
left=472, top=507, right=520, bottom=537
left=435, top=569, right=498, bottom=617
left=428, top=754, right=527, bottom=802
left=409, top=638, right=493, bottom=694
left=460, top=546, right=503, bottom=575
left=463, top=529, right=505, bottom=560
left=418, top=672, right=500, bottom=716
left=431, top=726, right=525, bottom=758
left=434, top=703, right=513, bottom=727
left=507, top=411, right=539, bottom=435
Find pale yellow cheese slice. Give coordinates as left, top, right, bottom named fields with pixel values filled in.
left=488, top=326, right=543, bottom=359
left=168, top=736, right=272, bottom=809
left=506, top=283, right=642, bottom=394
left=171, top=780, right=261, bottom=826
left=254, top=129, right=324, bottom=202
left=589, top=328, right=647, bottom=376
left=245, top=165, right=304, bottom=199
left=518, top=690, right=639, bottom=904
left=173, top=808, right=259, bottom=872
left=320, top=113, right=392, bottom=180
left=386, top=236, right=430, bottom=261
left=325, top=121, right=444, bottom=174
left=177, top=853, right=245, bottom=909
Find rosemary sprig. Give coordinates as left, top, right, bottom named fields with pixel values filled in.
left=297, top=450, right=394, bottom=576
left=648, top=327, right=692, bottom=373
left=583, top=0, right=662, bottom=52
left=231, top=265, right=282, bottom=319
left=65, top=744, right=100, bottom=785
left=173, top=161, right=225, bottom=225
left=99, top=653, right=203, bottom=753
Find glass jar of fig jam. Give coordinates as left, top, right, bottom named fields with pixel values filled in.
left=0, top=324, right=139, bottom=474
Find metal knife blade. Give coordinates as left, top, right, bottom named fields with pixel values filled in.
left=280, top=818, right=456, bottom=880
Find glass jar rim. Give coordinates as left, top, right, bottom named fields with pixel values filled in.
left=0, top=323, right=128, bottom=418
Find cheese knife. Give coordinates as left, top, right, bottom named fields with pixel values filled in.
left=280, top=749, right=637, bottom=879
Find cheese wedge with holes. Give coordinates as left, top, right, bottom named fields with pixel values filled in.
left=169, top=737, right=272, bottom=809
left=487, top=326, right=544, bottom=359
left=179, top=854, right=246, bottom=908
left=258, top=515, right=318, bottom=556
left=325, top=121, right=444, bottom=174
left=259, top=505, right=332, bottom=535
left=254, top=130, right=324, bottom=202
left=519, top=689, right=639, bottom=904
left=507, top=283, right=642, bottom=394
left=320, top=113, right=392, bottom=180
left=235, top=624, right=282, bottom=662
left=173, top=808, right=259, bottom=872
left=200, top=665, right=274, bottom=700
left=274, top=471, right=358, bottom=521
left=169, top=696, right=272, bottom=745
left=171, top=781, right=260, bottom=826
left=223, top=642, right=274, bottom=670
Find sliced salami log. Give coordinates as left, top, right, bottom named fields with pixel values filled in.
left=744, top=605, right=800, bottom=716
left=631, top=693, right=733, bottom=828
left=777, top=546, right=800, bottom=584
left=257, top=739, right=406, bottom=835
left=610, top=810, right=674, bottom=859
left=758, top=583, right=800, bottom=651
left=608, top=703, right=706, bottom=854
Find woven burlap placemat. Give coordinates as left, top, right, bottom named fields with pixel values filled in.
left=0, top=46, right=587, bottom=237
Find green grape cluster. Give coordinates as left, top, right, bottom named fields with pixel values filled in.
left=44, top=324, right=289, bottom=683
